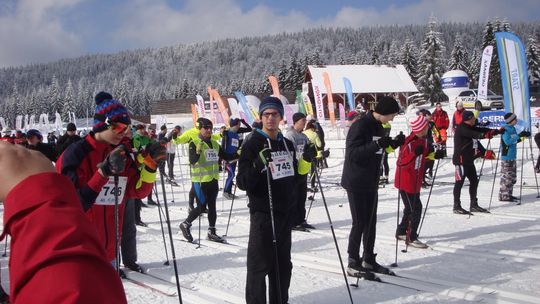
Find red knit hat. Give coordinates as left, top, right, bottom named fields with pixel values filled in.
left=410, top=115, right=428, bottom=133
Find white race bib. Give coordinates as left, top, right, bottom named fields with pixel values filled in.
left=95, top=176, right=128, bottom=205
left=205, top=149, right=219, bottom=162
left=269, top=151, right=294, bottom=180
left=231, top=138, right=239, bottom=148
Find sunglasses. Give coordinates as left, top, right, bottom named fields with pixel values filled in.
left=262, top=111, right=280, bottom=118
left=108, top=122, right=130, bottom=134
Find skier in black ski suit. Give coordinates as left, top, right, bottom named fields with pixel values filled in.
left=341, top=96, right=404, bottom=279
left=452, top=110, right=502, bottom=214
left=237, top=97, right=314, bottom=304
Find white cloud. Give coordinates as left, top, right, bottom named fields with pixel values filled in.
left=0, top=0, right=83, bottom=68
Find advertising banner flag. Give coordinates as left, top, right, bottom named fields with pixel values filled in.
left=211, top=89, right=231, bottom=127
left=295, top=90, right=306, bottom=114
left=477, top=46, right=493, bottom=100
left=322, top=72, right=336, bottom=127
left=339, top=103, right=346, bottom=128
left=196, top=94, right=206, bottom=117
left=343, top=77, right=355, bottom=111
left=268, top=75, right=281, bottom=98
left=191, top=104, right=198, bottom=126
left=495, top=32, right=531, bottom=131
left=207, top=86, right=216, bottom=123
left=234, top=91, right=255, bottom=125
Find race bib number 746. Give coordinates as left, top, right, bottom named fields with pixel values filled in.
left=95, top=176, right=128, bottom=205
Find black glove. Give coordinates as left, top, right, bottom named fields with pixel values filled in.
left=322, top=149, right=330, bottom=158
left=434, top=150, right=445, bottom=159
left=518, top=131, right=531, bottom=138
left=394, top=132, right=406, bottom=147
left=414, top=145, right=424, bottom=156
left=98, top=145, right=127, bottom=176
left=377, top=137, right=392, bottom=149
left=302, top=143, right=317, bottom=162
left=255, top=148, right=272, bottom=170
left=146, top=142, right=167, bottom=165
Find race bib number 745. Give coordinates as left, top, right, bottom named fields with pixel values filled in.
left=269, top=151, right=294, bottom=180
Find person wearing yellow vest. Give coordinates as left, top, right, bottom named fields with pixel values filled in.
left=179, top=117, right=234, bottom=243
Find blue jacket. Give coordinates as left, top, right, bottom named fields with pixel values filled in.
left=501, top=124, right=520, bottom=161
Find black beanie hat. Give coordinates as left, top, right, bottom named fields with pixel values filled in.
left=196, top=117, right=213, bottom=129
left=504, top=112, right=517, bottom=124
left=66, top=122, right=77, bottom=131
left=259, top=96, right=284, bottom=118
left=292, top=112, right=306, bottom=124
left=374, top=96, right=401, bottom=115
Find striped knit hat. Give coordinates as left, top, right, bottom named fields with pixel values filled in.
left=410, top=115, right=428, bottom=134
left=93, top=92, right=131, bottom=133
left=504, top=112, right=517, bottom=124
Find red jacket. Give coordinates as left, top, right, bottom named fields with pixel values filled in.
left=394, top=133, right=428, bottom=194
left=432, top=108, right=449, bottom=129
left=56, top=134, right=153, bottom=261
left=452, top=108, right=465, bottom=131
left=1, top=173, right=127, bottom=303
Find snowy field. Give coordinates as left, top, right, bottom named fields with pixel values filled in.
left=2, top=104, right=540, bottom=304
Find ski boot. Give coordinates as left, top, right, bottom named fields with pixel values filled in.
left=207, top=228, right=226, bottom=243
left=362, top=254, right=395, bottom=276
left=470, top=199, right=490, bottom=213
left=180, top=221, right=194, bottom=242
left=347, top=258, right=378, bottom=280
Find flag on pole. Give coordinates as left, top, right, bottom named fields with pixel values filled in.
left=295, top=90, right=306, bottom=114
left=343, top=77, right=355, bottom=111
left=211, top=89, right=231, bottom=127
left=477, top=46, right=493, bottom=100
left=234, top=91, right=255, bottom=125
left=191, top=104, right=198, bottom=126
left=207, top=86, right=216, bottom=123
left=495, top=32, right=531, bottom=131
left=268, top=75, right=281, bottom=98
left=322, top=72, right=336, bottom=127
left=196, top=94, right=206, bottom=117
left=339, top=103, right=346, bottom=128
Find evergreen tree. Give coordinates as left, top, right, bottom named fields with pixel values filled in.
left=116, top=77, right=130, bottom=110
left=417, top=17, right=447, bottom=104
left=400, top=39, right=420, bottom=83
left=448, top=34, right=469, bottom=71
left=467, top=48, right=482, bottom=89
left=63, top=79, right=75, bottom=121
left=526, top=36, right=540, bottom=84
left=48, top=76, right=62, bottom=115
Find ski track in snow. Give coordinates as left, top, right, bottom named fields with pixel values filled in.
left=1, top=105, right=539, bottom=303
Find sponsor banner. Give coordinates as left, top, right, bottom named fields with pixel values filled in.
left=477, top=46, right=493, bottom=100
left=234, top=91, right=255, bottom=125
left=496, top=32, right=531, bottom=131
left=295, top=90, right=306, bottom=114
left=210, top=89, right=231, bottom=127
left=339, top=103, right=346, bottom=128
left=268, top=75, right=281, bottom=98
left=322, top=72, right=336, bottom=127
left=311, top=81, right=326, bottom=121
left=478, top=110, right=506, bottom=128
left=442, top=76, right=470, bottom=89
left=196, top=95, right=206, bottom=117
left=284, top=104, right=294, bottom=127
left=343, top=77, right=355, bottom=111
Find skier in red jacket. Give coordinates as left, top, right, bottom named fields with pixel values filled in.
left=56, top=92, right=166, bottom=272
left=394, top=115, right=442, bottom=248
left=431, top=102, right=449, bottom=155
left=0, top=141, right=128, bottom=304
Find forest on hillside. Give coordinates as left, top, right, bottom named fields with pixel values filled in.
left=0, top=18, right=539, bottom=127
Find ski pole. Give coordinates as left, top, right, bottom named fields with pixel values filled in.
left=518, top=140, right=525, bottom=203
left=113, top=175, right=120, bottom=274
left=197, top=214, right=201, bottom=249
left=264, top=143, right=283, bottom=304
left=391, top=163, right=402, bottom=268
left=224, top=183, right=237, bottom=237
left=529, top=138, right=540, bottom=198
left=2, top=236, right=8, bottom=257
left=314, top=167, right=354, bottom=304
left=159, top=170, right=184, bottom=304
left=417, top=158, right=440, bottom=238
left=478, top=138, right=491, bottom=177
left=488, top=147, right=502, bottom=211
left=175, top=145, right=187, bottom=202
left=305, top=189, right=316, bottom=222
left=153, top=183, right=170, bottom=265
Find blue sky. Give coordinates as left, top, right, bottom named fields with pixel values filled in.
left=0, top=0, right=538, bottom=68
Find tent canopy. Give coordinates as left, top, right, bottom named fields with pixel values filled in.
left=306, top=65, right=418, bottom=94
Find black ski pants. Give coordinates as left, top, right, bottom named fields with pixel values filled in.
left=246, top=211, right=292, bottom=304
left=346, top=190, right=377, bottom=261
left=167, top=153, right=175, bottom=178
left=453, top=163, right=479, bottom=208
left=294, top=176, right=308, bottom=226
left=396, top=191, right=423, bottom=241
left=186, top=180, right=218, bottom=228
left=121, top=198, right=138, bottom=266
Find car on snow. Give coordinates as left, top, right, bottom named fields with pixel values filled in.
left=454, top=89, right=504, bottom=111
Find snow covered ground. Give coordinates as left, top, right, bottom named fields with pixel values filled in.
left=2, top=104, right=540, bottom=303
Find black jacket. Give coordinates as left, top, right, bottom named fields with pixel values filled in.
left=27, top=142, right=57, bottom=162
left=237, top=129, right=299, bottom=215
left=452, top=123, right=490, bottom=165
left=56, top=133, right=82, bottom=155
left=341, top=111, right=385, bottom=192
